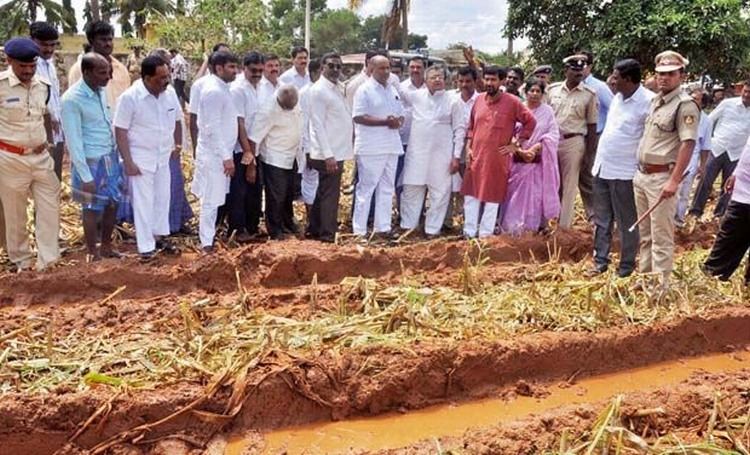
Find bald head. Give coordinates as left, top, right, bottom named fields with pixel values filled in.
left=81, top=52, right=111, bottom=89
left=370, top=55, right=390, bottom=86
left=276, top=84, right=298, bottom=110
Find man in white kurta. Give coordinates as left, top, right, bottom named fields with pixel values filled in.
left=400, top=67, right=466, bottom=236
left=297, top=59, right=321, bottom=210
left=352, top=56, right=404, bottom=237
left=114, top=56, right=183, bottom=260
left=191, top=52, right=239, bottom=252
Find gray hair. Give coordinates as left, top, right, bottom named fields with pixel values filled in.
left=426, top=65, right=448, bottom=80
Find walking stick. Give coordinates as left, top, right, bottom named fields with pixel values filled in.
left=628, top=198, right=664, bottom=233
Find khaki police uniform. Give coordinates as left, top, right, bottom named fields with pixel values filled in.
left=548, top=80, right=599, bottom=228
left=0, top=69, right=61, bottom=270
left=634, top=87, right=699, bottom=274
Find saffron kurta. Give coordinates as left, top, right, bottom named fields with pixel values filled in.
left=461, top=92, right=536, bottom=203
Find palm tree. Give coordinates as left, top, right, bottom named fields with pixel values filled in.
left=348, top=0, right=410, bottom=52
left=117, top=0, right=174, bottom=38
left=0, top=0, right=76, bottom=37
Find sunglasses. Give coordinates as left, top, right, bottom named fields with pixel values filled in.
left=326, top=63, right=342, bottom=70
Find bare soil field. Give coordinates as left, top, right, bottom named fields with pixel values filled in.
left=1, top=220, right=748, bottom=455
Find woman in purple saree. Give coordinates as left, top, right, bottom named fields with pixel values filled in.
left=500, top=78, right=561, bottom=235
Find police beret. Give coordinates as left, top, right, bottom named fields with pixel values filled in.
left=562, top=54, right=587, bottom=69
left=654, top=51, right=688, bottom=72
left=3, top=37, right=41, bottom=62
left=532, top=64, right=552, bottom=75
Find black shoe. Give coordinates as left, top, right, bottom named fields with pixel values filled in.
left=99, top=247, right=122, bottom=259
left=283, top=223, right=300, bottom=234
left=304, top=230, right=319, bottom=240
left=617, top=269, right=634, bottom=278
left=156, top=239, right=180, bottom=255
left=318, top=235, right=335, bottom=244
left=140, top=251, right=156, bottom=262
left=201, top=245, right=214, bottom=255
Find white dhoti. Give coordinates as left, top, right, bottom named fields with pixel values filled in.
left=400, top=183, right=451, bottom=235
left=353, top=154, right=398, bottom=235
left=130, top=158, right=171, bottom=254
left=300, top=165, right=319, bottom=206
left=464, top=195, right=499, bottom=238
left=191, top=149, right=230, bottom=247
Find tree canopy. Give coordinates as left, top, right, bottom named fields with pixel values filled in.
left=507, top=0, right=750, bottom=82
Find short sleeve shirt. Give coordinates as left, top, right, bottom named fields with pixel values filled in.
left=637, top=87, right=700, bottom=165
left=548, top=81, right=599, bottom=135
left=0, top=70, right=49, bottom=148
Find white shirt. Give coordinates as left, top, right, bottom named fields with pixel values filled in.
left=592, top=84, right=654, bottom=180
left=299, top=85, right=313, bottom=154
left=279, top=67, right=311, bottom=90
left=197, top=74, right=238, bottom=161
left=345, top=70, right=402, bottom=112
left=188, top=75, right=210, bottom=115
left=35, top=57, right=63, bottom=142
left=585, top=74, right=613, bottom=133
left=399, top=78, right=427, bottom=144
left=113, top=79, right=181, bottom=172
left=709, top=97, right=750, bottom=161
left=687, top=112, right=713, bottom=174
left=352, top=78, right=404, bottom=156
left=230, top=76, right=261, bottom=154
left=732, top=138, right=750, bottom=204
left=257, top=77, right=279, bottom=105
left=250, top=96, right=302, bottom=170
left=456, top=89, right=479, bottom=126
left=309, top=77, right=353, bottom=161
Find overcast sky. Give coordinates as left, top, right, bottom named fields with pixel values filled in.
left=57, top=0, right=523, bottom=54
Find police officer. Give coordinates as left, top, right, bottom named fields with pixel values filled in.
left=548, top=54, right=599, bottom=228
left=634, top=51, right=699, bottom=291
left=0, top=37, right=60, bottom=272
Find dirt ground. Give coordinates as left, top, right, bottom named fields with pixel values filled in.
left=0, top=221, right=743, bottom=455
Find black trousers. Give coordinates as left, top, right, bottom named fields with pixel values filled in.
left=308, top=159, right=342, bottom=241
left=690, top=152, right=737, bottom=218
left=51, top=142, right=64, bottom=182
left=592, top=176, right=639, bottom=274
left=262, top=161, right=295, bottom=239
left=703, top=200, right=750, bottom=284
left=228, top=153, right=263, bottom=235
left=173, top=79, right=188, bottom=106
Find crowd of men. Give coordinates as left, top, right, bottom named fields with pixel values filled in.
left=0, top=20, right=748, bottom=291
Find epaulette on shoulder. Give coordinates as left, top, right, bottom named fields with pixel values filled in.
left=548, top=81, right=563, bottom=88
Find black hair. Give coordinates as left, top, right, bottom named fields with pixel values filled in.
left=85, top=21, right=114, bottom=43
left=210, top=51, right=238, bottom=70
left=291, top=46, right=308, bottom=59
left=581, top=50, right=594, bottom=66
left=408, top=56, right=427, bottom=68
left=264, top=53, right=280, bottom=62
left=29, top=21, right=59, bottom=41
left=365, top=48, right=388, bottom=64
left=243, top=51, right=264, bottom=67
left=523, top=77, right=546, bottom=94
left=321, top=52, right=341, bottom=66
left=141, top=55, right=169, bottom=77
left=457, top=65, right=478, bottom=81
left=483, top=65, right=507, bottom=79
left=169, top=48, right=178, bottom=54
left=80, top=53, right=103, bottom=73
left=613, top=58, right=641, bottom=84
left=308, top=58, right=322, bottom=73
left=508, top=66, right=525, bottom=81
left=212, top=42, right=229, bottom=52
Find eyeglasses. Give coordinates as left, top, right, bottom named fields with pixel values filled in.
left=326, top=63, right=342, bottom=70
left=248, top=68, right=263, bottom=74
left=428, top=75, right=445, bottom=81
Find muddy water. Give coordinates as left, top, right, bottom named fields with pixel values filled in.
left=225, top=351, right=750, bottom=455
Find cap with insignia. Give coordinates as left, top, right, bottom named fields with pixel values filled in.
left=532, top=64, right=552, bottom=75
left=3, top=37, right=41, bottom=63
left=562, top=54, right=587, bottom=70
left=654, top=51, right=688, bottom=72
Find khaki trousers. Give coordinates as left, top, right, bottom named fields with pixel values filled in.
left=0, top=150, right=61, bottom=270
left=633, top=170, right=678, bottom=273
left=557, top=136, right=585, bottom=228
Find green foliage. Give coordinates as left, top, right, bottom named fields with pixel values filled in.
left=0, top=0, right=76, bottom=40
left=268, top=0, right=327, bottom=46
left=310, top=9, right=362, bottom=56
left=507, top=0, right=750, bottom=82
left=61, top=0, right=77, bottom=33
left=118, top=0, right=174, bottom=38
left=360, top=14, right=427, bottom=51
left=151, top=0, right=291, bottom=57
